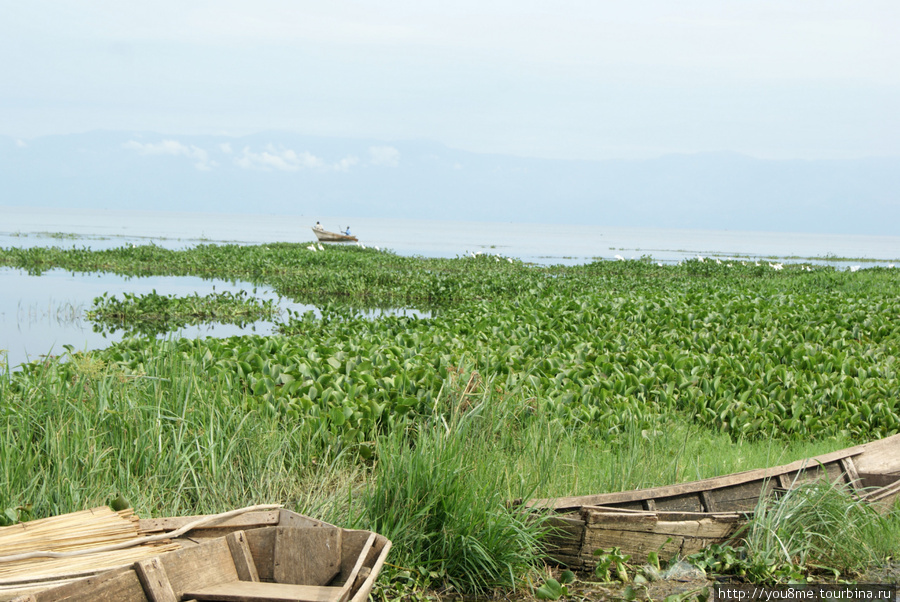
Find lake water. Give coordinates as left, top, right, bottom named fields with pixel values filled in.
left=2, top=206, right=898, bottom=369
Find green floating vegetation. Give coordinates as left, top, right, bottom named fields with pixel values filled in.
left=2, top=242, right=900, bottom=592
left=86, top=290, right=279, bottom=336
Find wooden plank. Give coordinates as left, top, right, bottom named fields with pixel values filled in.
left=157, top=539, right=238, bottom=600
left=25, top=568, right=148, bottom=602
left=583, top=516, right=737, bottom=539
left=185, top=581, right=343, bottom=602
left=654, top=495, right=703, bottom=512
left=227, top=531, right=260, bottom=583
left=582, top=506, right=744, bottom=523
left=350, top=567, right=370, bottom=593
left=244, top=528, right=276, bottom=582
left=851, top=433, right=900, bottom=476
left=135, top=557, right=178, bottom=602
left=278, top=509, right=330, bottom=529
left=274, top=528, right=341, bottom=586
left=345, top=535, right=391, bottom=602
left=584, top=511, right=656, bottom=525
left=699, top=491, right=716, bottom=512
left=139, top=511, right=280, bottom=535
left=862, top=480, right=900, bottom=514
left=335, top=533, right=375, bottom=602
left=336, top=531, right=370, bottom=585
left=841, top=456, right=862, bottom=489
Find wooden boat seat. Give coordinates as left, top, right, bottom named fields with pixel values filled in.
left=184, top=581, right=344, bottom=602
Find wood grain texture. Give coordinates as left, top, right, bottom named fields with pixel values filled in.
left=274, top=528, right=341, bottom=586
left=185, top=581, right=343, bottom=602
left=226, top=531, right=259, bottom=583
left=135, top=557, right=178, bottom=602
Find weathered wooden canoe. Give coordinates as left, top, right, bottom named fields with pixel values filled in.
left=311, top=228, right=358, bottom=243
left=531, top=433, right=900, bottom=569
left=1, top=506, right=390, bottom=602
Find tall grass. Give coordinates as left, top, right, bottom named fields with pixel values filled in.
left=0, top=346, right=359, bottom=524
left=742, top=479, right=900, bottom=577
left=362, top=378, right=550, bottom=593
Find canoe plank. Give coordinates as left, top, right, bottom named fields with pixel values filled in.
left=185, top=581, right=343, bottom=602
left=226, top=531, right=260, bottom=583
left=274, top=528, right=341, bottom=586
left=18, top=568, right=148, bottom=602
left=139, top=511, right=280, bottom=534
left=135, top=557, right=178, bottom=602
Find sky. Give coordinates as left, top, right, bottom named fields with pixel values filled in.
left=2, top=1, right=899, bottom=161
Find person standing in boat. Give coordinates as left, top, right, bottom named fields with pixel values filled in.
left=315, top=221, right=324, bottom=231
left=343, top=226, right=351, bottom=235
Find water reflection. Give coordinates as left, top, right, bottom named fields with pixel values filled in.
left=0, top=268, right=314, bottom=370
left=0, top=267, right=429, bottom=371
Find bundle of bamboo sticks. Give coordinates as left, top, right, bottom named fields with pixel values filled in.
left=0, top=506, right=180, bottom=583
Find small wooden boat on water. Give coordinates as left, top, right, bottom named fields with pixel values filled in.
left=1, top=505, right=390, bottom=602
left=528, top=434, right=900, bottom=569
left=311, top=228, right=358, bottom=243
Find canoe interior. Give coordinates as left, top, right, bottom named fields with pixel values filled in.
left=4, top=509, right=391, bottom=602
left=534, top=434, right=900, bottom=569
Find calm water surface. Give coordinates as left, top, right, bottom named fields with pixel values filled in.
left=2, top=206, right=898, bottom=369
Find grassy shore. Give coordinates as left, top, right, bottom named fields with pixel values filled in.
left=2, top=243, right=899, bottom=596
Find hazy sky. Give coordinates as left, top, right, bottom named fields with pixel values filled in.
left=2, top=1, right=899, bottom=160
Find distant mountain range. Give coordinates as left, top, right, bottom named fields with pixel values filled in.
left=2, top=131, right=898, bottom=235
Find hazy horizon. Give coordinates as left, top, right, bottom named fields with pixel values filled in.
left=3, top=3, right=897, bottom=237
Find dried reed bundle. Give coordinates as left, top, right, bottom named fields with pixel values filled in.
left=0, top=504, right=281, bottom=585
left=0, top=507, right=138, bottom=558
left=0, top=540, right=181, bottom=582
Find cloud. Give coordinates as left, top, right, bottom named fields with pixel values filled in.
left=234, top=145, right=358, bottom=172
left=15, top=139, right=27, bottom=148
left=334, top=156, right=359, bottom=172
left=218, top=142, right=232, bottom=154
left=369, top=145, right=400, bottom=167
left=123, top=139, right=216, bottom=170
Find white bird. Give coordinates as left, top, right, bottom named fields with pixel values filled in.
left=306, top=245, right=316, bottom=252
left=360, top=243, right=366, bottom=249
left=850, top=265, right=861, bottom=272
left=317, top=243, right=325, bottom=251
left=614, top=254, right=625, bottom=261
left=755, top=261, right=761, bottom=266
left=890, top=264, right=896, bottom=269
left=697, top=255, right=705, bottom=262
left=770, top=263, right=783, bottom=271
left=716, top=258, right=722, bottom=265
left=374, top=246, right=379, bottom=251
left=507, top=257, right=513, bottom=263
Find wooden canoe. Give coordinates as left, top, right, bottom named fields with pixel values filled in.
left=530, top=433, right=900, bottom=569
left=1, top=506, right=390, bottom=602
left=311, top=229, right=358, bottom=243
